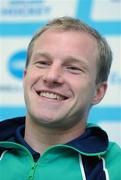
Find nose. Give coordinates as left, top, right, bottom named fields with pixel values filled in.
left=42, top=64, right=64, bottom=86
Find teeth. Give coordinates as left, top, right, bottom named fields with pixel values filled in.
left=39, top=92, right=64, bottom=100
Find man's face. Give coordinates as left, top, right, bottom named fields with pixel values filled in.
left=23, top=29, right=106, bottom=128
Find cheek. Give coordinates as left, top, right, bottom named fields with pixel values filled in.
left=71, top=79, right=88, bottom=93
left=24, top=69, right=38, bottom=85
left=73, top=80, right=95, bottom=101
left=23, top=74, right=33, bottom=95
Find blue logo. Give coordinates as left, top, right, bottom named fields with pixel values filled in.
left=8, top=50, right=26, bottom=79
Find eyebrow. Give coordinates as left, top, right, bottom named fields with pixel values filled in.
left=32, top=52, right=52, bottom=60
left=64, top=55, right=89, bottom=67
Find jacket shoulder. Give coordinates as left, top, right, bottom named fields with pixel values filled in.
left=104, top=142, right=121, bottom=178
left=0, top=117, right=25, bottom=141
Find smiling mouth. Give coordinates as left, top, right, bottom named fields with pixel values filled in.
left=36, top=91, right=68, bottom=101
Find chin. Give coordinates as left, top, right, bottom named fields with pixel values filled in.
left=33, top=115, right=65, bottom=128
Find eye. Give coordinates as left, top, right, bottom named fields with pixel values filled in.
left=66, top=66, right=83, bottom=74
left=35, top=60, right=50, bottom=68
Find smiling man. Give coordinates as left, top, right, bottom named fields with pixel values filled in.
left=0, top=17, right=121, bottom=180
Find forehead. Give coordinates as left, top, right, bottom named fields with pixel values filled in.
left=34, top=29, right=98, bottom=51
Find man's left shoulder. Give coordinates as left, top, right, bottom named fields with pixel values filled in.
left=108, top=141, right=121, bottom=154
left=103, top=141, right=121, bottom=162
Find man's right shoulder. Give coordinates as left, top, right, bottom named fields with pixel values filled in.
left=0, top=117, right=25, bottom=141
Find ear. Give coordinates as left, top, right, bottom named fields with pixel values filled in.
left=22, top=69, right=27, bottom=86
left=23, top=69, right=27, bottom=78
left=92, top=81, right=107, bottom=105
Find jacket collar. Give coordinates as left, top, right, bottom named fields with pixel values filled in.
left=0, top=117, right=109, bottom=155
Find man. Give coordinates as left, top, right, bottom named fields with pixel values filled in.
left=0, top=17, right=121, bottom=180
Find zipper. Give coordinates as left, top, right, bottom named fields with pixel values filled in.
left=27, top=161, right=38, bottom=180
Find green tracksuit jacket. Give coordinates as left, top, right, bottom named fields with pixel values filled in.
left=0, top=117, right=121, bottom=180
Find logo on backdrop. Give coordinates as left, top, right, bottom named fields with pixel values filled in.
left=8, top=50, right=26, bottom=79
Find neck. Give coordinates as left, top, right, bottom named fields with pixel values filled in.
left=24, top=117, right=86, bottom=154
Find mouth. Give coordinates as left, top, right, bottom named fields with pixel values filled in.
left=36, top=90, right=68, bottom=101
